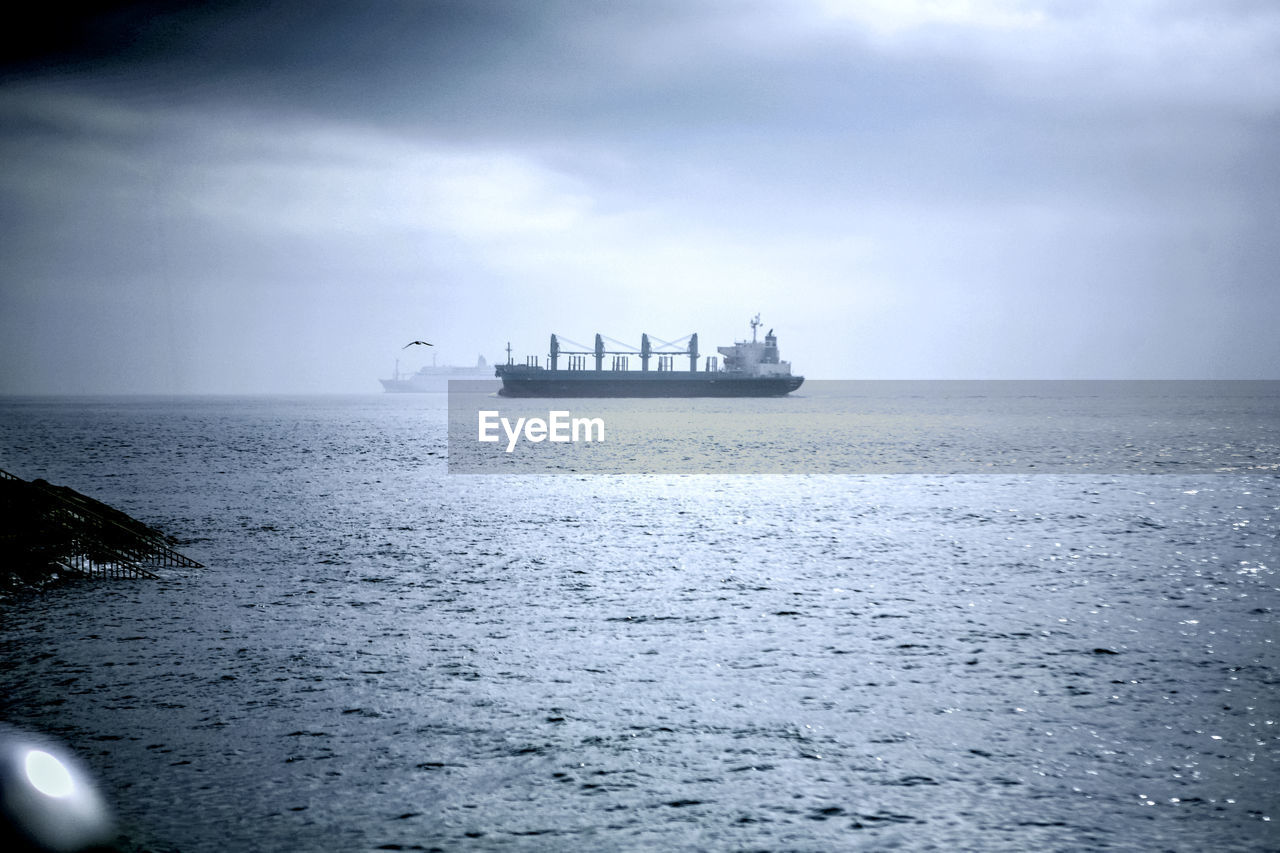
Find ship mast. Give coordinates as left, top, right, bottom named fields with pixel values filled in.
left=751, top=313, right=761, bottom=343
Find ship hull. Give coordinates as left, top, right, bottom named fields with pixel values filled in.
left=495, top=369, right=803, bottom=398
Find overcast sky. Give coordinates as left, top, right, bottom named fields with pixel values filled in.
left=1, top=0, right=1277, bottom=393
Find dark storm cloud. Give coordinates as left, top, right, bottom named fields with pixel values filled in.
left=8, top=1, right=1266, bottom=207
left=1, top=1, right=650, bottom=126
left=1, top=1, right=991, bottom=149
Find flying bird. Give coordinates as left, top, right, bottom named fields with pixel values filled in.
left=402, top=340, right=434, bottom=348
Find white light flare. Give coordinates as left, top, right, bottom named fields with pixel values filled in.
left=24, top=749, right=76, bottom=798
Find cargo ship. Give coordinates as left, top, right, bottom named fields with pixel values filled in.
left=494, top=316, right=804, bottom=397
left=380, top=355, right=491, bottom=392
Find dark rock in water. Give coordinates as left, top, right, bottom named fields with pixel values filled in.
left=0, top=470, right=200, bottom=590
left=0, top=476, right=82, bottom=590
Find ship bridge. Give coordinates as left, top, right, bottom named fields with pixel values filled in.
left=716, top=315, right=793, bottom=377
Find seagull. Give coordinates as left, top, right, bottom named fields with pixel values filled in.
left=402, top=340, right=434, bottom=348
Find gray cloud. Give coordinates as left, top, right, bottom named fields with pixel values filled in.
left=1, top=1, right=1277, bottom=392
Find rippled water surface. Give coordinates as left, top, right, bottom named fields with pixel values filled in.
left=1, top=389, right=1277, bottom=851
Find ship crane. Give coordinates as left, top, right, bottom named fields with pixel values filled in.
left=549, top=332, right=698, bottom=372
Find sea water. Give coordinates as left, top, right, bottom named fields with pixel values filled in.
left=0, top=384, right=1277, bottom=851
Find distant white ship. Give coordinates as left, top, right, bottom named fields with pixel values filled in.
left=379, top=354, right=492, bottom=392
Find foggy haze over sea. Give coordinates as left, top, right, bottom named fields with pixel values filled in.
left=1, top=1, right=1278, bottom=393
